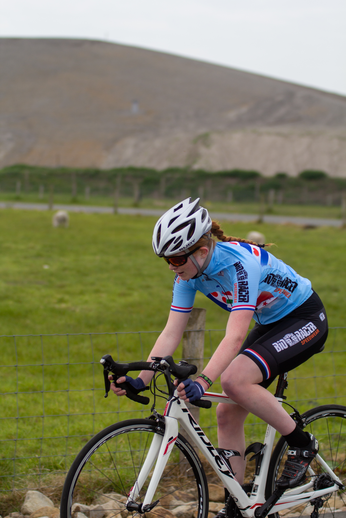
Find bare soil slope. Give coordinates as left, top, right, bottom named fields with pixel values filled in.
left=1, top=38, right=345, bottom=174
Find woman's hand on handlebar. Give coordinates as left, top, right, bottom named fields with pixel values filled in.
left=109, top=375, right=145, bottom=396
left=175, top=378, right=206, bottom=402
left=109, top=375, right=126, bottom=396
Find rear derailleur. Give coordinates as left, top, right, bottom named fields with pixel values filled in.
left=310, top=474, right=334, bottom=518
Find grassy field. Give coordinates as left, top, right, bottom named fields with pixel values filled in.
left=0, top=207, right=345, bottom=507
left=0, top=207, right=344, bottom=335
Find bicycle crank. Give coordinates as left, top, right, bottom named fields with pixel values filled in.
left=126, top=499, right=160, bottom=514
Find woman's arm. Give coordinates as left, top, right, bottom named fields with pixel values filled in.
left=201, top=310, right=253, bottom=383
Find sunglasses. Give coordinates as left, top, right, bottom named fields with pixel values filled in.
left=163, top=247, right=201, bottom=267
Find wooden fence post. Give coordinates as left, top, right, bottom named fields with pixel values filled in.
left=48, top=185, right=54, bottom=210
left=113, top=176, right=121, bottom=214
left=342, top=193, right=346, bottom=228
left=182, top=307, right=206, bottom=424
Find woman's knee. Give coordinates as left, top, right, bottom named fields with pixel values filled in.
left=221, top=355, right=264, bottom=401
left=220, top=373, right=245, bottom=401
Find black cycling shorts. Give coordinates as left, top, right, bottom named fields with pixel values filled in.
left=240, top=291, right=328, bottom=388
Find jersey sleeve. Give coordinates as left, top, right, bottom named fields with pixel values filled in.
left=171, top=275, right=196, bottom=314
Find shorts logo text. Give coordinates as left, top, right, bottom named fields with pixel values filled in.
left=272, top=322, right=320, bottom=352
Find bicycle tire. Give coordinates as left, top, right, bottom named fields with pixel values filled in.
left=266, top=404, right=346, bottom=518
left=60, top=418, right=209, bottom=518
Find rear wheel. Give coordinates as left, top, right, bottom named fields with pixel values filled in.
left=60, top=418, right=209, bottom=518
left=266, top=405, right=346, bottom=518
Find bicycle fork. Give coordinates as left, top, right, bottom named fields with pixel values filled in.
left=126, top=416, right=178, bottom=514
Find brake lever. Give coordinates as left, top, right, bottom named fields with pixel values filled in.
left=103, top=365, right=111, bottom=398
left=101, top=359, right=150, bottom=404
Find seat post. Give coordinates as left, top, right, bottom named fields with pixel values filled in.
left=274, top=372, right=288, bottom=399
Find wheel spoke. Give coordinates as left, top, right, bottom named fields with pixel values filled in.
left=267, top=405, right=346, bottom=518
left=60, top=419, right=208, bottom=518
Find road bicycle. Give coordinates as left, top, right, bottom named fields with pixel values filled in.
left=60, top=354, right=346, bottom=518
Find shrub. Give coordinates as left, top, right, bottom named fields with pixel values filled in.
left=215, top=169, right=261, bottom=180
left=299, top=170, right=328, bottom=181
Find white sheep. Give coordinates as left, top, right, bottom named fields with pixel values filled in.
left=52, top=210, right=69, bottom=228
left=247, top=231, right=265, bottom=245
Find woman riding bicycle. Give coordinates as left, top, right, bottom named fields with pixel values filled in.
left=111, top=198, right=328, bottom=516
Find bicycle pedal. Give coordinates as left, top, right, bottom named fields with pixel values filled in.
left=126, top=500, right=159, bottom=513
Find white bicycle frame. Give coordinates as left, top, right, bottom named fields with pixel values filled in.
left=127, top=390, right=343, bottom=517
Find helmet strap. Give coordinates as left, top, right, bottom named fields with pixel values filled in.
left=190, top=244, right=214, bottom=279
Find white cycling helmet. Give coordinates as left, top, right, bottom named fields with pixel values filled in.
left=152, top=198, right=212, bottom=257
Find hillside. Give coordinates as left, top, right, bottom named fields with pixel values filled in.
left=1, top=38, right=346, bottom=175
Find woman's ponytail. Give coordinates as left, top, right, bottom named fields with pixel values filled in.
left=211, top=221, right=271, bottom=248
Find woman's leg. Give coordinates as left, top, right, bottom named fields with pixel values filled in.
left=217, top=402, right=249, bottom=484
left=217, top=295, right=328, bottom=488
left=217, top=355, right=296, bottom=484
left=221, top=354, right=296, bottom=434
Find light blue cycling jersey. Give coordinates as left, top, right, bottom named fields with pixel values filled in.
left=171, top=241, right=313, bottom=325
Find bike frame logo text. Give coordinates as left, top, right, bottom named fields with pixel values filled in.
left=181, top=408, right=234, bottom=478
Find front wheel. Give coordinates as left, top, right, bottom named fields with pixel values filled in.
left=60, top=418, right=209, bottom=518
left=266, top=404, right=346, bottom=518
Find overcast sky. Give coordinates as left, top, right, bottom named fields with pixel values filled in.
left=1, top=0, right=346, bottom=97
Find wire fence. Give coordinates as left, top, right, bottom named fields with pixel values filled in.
left=0, top=327, right=345, bottom=493
left=2, top=167, right=346, bottom=208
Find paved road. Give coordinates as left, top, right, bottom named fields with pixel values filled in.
left=0, top=201, right=343, bottom=228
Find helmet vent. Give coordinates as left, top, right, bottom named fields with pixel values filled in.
left=171, top=219, right=196, bottom=240
left=161, top=238, right=175, bottom=254
left=173, top=203, right=183, bottom=212
left=171, top=238, right=183, bottom=251
left=201, top=209, right=207, bottom=222
left=172, top=221, right=189, bottom=234
left=156, top=224, right=161, bottom=247
left=187, top=200, right=200, bottom=217
left=168, top=216, right=179, bottom=227
left=187, top=220, right=196, bottom=239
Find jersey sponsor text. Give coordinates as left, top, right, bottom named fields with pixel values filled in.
left=234, top=261, right=249, bottom=303
left=264, top=273, right=298, bottom=293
